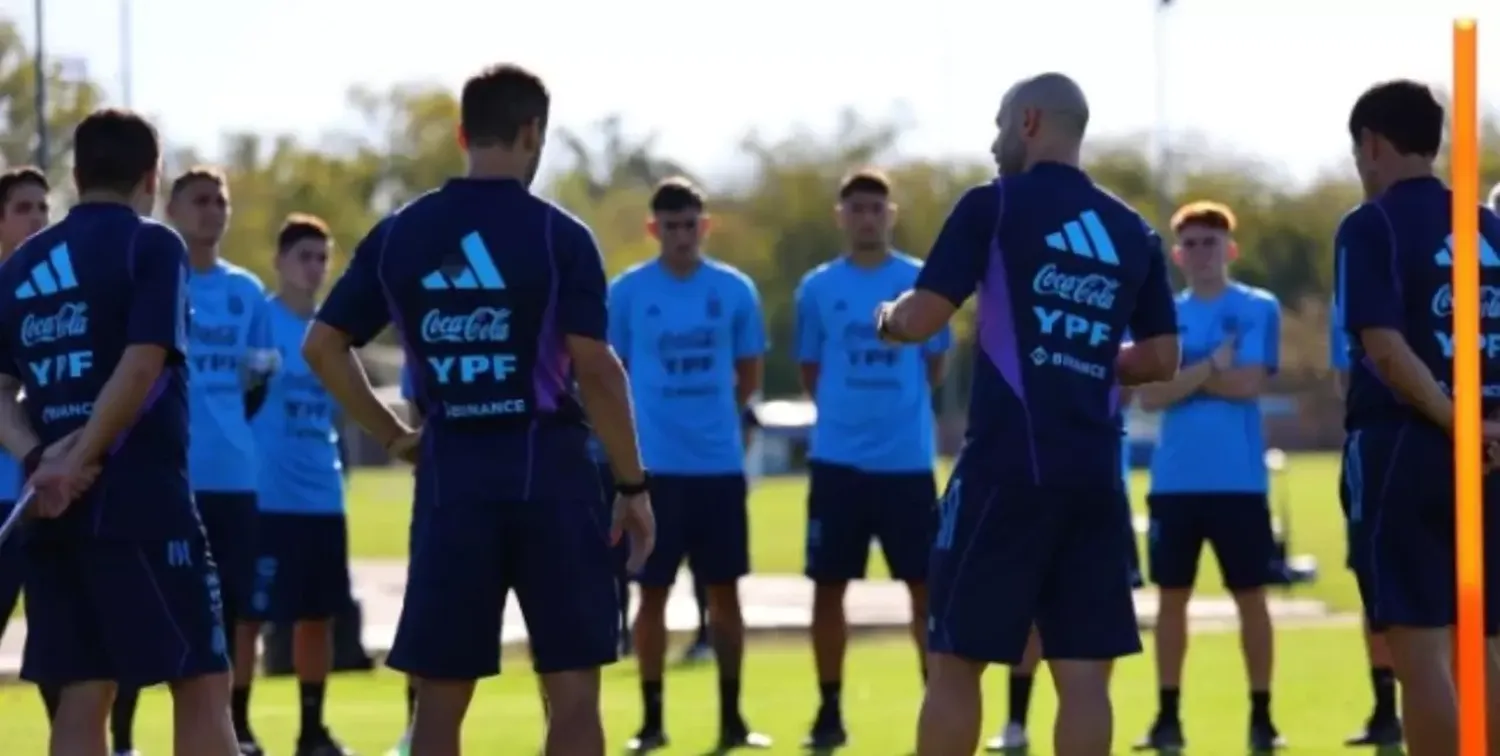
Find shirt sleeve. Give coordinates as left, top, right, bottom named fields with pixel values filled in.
left=792, top=275, right=823, bottom=363
left=1127, top=231, right=1178, bottom=341
left=127, top=224, right=190, bottom=360
left=554, top=218, right=608, bottom=341
left=247, top=286, right=274, bottom=352
left=400, top=366, right=414, bottom=400
left=316, top=217, right=393, bottom=347
left=606, top=275, right=632, bottom=357
left=1337, top=206, right=1404, bottom=333
left=1328, top=297, right=1350, bottom=370
left=1236, top=295, right=1281, bottom=374
left=733, top=277, right=768, bottom=359
left=915, top=185, right=998, bottom=307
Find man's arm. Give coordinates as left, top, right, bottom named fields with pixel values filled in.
left=0, top=375, right=38, bottom=460
left=793, top=274, right=822, bottom=396
left=1329, top=295, right=1351, bottom=399
left=923, top=323, right=954, bottom=387
left=881, top=187, right=993, bottom=344
left=243, top=290, right=278, bottom=419
left=305, top=219, right=411, bottom=450
left=732, top=277, right=768, bottom=408
left=1135, top=361, right=1212, bottom=410
left=1118, top=229, right=1181, bottom=386
left=1201, top=296, right=1279, bottom=400
left=564, top=227, right=643, bottom=483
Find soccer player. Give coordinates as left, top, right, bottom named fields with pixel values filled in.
left=1490, top=180, right=1500, bottom=214
left=611, top=177, right=770, bottom=751
left=0, top=107, right=238, bottom=755
left=305, top=63, right=653, bottom=756
left=882, top=72, right=1180, bottom=756
left=167, top=166, right=279, bottom=756
left=1335, top=79, right=1500, bottom=756
left=386, top=368, right=422, bottom=756
left=1133, top=200, right=1284, bottom=751
left=794, top=168, right=950, bottom=748
left=1331, top=303, right=1403, bottom=746
left=240, top=214, right=355, bottom=756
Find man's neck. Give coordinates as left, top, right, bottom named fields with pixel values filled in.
left=1189, top=277, right=1230, bottom=299
left=1379, top=160, right=1437, bottom=192
left=188, top=245, right=219, bottom=272
left=0, top=243, right=14, bottom=263
left=1024, top=142, right=1083, bottom=170
left=847, top=247, right=891, bottom=268
left=466, top=149, right=529, bottom=182
left=77, top=190, right=135, bottom=207
left=277, top=288, right=317, bottom=317
left=659, top=253, right=702, bottom=278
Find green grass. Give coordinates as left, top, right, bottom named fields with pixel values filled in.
left=347, top=452, right=1360, bottom=611
left=0, top=627, right=1384, bottom=754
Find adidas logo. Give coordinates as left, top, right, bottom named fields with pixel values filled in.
left=1043, top=211, right=1120, bottom=265
left=421, top=232, right=506, bottom=291
left=15, top=243, right=79, bottom=300
left=1433, top=233, right=1500, bottom=268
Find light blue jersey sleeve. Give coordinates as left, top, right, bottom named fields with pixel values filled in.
left=793, top=273, right=823, bottom=364
left=187, top=264, right=273, bottom=492
left=607, top=274, right=633, bottom=359
left=732, top=275, right=768, bottom=359
left=1328, top=297, right=1350, bottom=370
left=1238, top=293, right=1282, bottom=373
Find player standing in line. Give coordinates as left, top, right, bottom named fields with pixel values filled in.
left=612, top=178, right=771, bottom=751
left=1330, top=299, right=1403, bottom=747
left=385, top=368, right=422, bottom=756
left=240, top=214, right=356, bottom=756
left=1, top=107, right=239, bottom=756
left=167, top=167, right=280, bottom=756
left=306, top=63, right=654, bottom=756
left=794, top=168, right=950, bottom=749
left=886, top=72, right=1179, bottom=756
left=1134, top=201, right=1284, bottom=751
left=1335, top=79, right=1500, bottom=756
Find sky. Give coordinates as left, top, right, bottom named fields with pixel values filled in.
left=7, top=0, right=1498, bottom=185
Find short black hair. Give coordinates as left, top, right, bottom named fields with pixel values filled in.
left=73, top=108, right=161, bottom=195
left=170, top=166, right=227, bottom=199
left=0, top=167, right=47, bottom=213
left=460, top=64, right=550, bottom=147
left=277, top=212, right=331, bottom=254
left=1348, top=80, right=1444, bottom=158
left=838, top=168, right=892, bottom=200
left=650, top=177, right=705, bottom=214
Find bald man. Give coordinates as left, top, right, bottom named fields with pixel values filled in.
left=877, top=72, right=1179, bottom=756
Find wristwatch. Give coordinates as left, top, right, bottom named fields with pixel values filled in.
left=615, top=473, right=649, bottom=496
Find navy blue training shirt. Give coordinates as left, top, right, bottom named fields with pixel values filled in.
left=0, top=202, right=193, bottom=539
left=1334, top=177, right=1500, bottom=437
left=915, top=165, right=1178, bottom=489
left=316, top=178, right=607, bottom=501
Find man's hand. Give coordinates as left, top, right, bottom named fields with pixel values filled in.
left=611, top=491, right=656, bottom=574
left=29, top=433, right=102, bottom=518
left=1210, top=339, right=1237, bottom=372
left=385, top=429, right=422, bottom=464
left=874, top=302, right=901, bottom=344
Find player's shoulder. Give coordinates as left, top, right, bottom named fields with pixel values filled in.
left=954, top=180, right=1002, bottom=214
left=702, top=257, right=759, bottom=296
left=1229, top=281, right=1280, bottom=311
left=796, top=259, right=841, bottom=293
left=217, top=259, right=267, bottom=294
left=610, top=258, right=657, bottom=289
left=1336, top=201, right=1390, bottom=239
left=889, top=250, right=925, bottom=270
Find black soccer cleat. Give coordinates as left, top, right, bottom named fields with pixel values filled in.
left=626, top=727, right=669, bottom=753
left=719, top=724, right=772, bottom=750
left=1345, top=716, right=1403, bottom=747
left=1132, top=717, right=1185, bottom=752
left=1249, top=720, right=1287, bottom=752
left=295, top=729, right=356, bottom=756
left=238, top=740, right=267, bottom=756
left=802, top=716, right=848, bottom=750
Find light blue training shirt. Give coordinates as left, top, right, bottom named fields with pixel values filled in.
left=253, top=296, right=344, bottom=515
left=187, top=260, right=276, bottom=492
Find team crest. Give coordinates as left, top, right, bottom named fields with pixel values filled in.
left=706, top=291, right=722, bottom=319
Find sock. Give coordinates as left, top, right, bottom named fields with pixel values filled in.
left=231, top=686, right=253, bottom=739
left=718, top=676, right=742, bottom=730
left=1371, top=667, right=1397, bottom=721
left=817, top=681, right=842, bottom=721
left=39, top=684, right=59, bottom=722
left=405, top=682, right=417, bottom=726
left=298, top=681, right=327, bottom=743
left=1158, top=687, right=1181, bottom=722
left=1250, top=690, right=1272, bottom=726
left=1007, top=673, right=1035, bottom=727
left=641, top=680, right=663, bottom=731
left=111, top=687, right=139, bottom=752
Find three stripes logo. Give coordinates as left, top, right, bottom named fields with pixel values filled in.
left=1433, top=233, right=1500, bottom=268
left=1043, top=211, right=1120, bottom=266
left=15, top=243, right=79, bottom=300
left=421, top=232, right=507, bottom=291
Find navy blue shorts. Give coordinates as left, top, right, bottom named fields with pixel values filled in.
left=21, top=525, right=229, bottom=687
left=634, top=473, right=750, bottom=588
left=927, top=473, right=1141, bottom=665
left=1347, top=426, right=1500, bottom=633
left=1145, top=492, right=1275, bottom=591
left=246, top=513, right=353, bottom=623
left=196, top=491, right=259, bottom=617
left=389, top=466, right=619, bottom=679
left=805, top=462, right=935, bottom=582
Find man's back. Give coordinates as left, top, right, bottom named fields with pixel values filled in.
left=0, top=203, right=192, bottom=539
left=920, top=165, right=1178, bottom=488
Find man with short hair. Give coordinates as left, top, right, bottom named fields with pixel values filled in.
left=886, top=72, right=1180, bottom=756
left=240, top=214, right=355, bottom=756
left=167, top=167, right=279, bottom=756
left=1134, top=200, right=1284, bottom=751
left=3, top=107, right=238, bottom=756
left=612, top=177, right=771, bottom=752
left=1336, top=78, right=1500, bottom=756
left=306, top=63, right=654, bottom=756
left=795, top=168, right=949, bottom=748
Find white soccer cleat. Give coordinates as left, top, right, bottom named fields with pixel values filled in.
left=984, top=723, right=1029, bottom=752
left=384, top=731, right=411, bottom=756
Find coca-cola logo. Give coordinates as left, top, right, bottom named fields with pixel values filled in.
left=420, top=307, right=511, bottom=344
left=21, top=302, right=89, bottom=347
left=1431, top=284, right=1500, bottom=319
left=1031, top=263, right=1119, bottom=310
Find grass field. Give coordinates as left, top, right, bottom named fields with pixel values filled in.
left=342, top=452, right=1361, bottom=610
left=0, top=627, right=1385, bottom=754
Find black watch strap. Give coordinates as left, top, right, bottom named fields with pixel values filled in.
left=615, top=475, right=649, bottom=496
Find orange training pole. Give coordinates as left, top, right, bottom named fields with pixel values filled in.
left=1452, top=17, right=1485, bottom=756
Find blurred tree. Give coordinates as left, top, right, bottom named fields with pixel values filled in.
left=0, top=18, right=104, bottom=185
